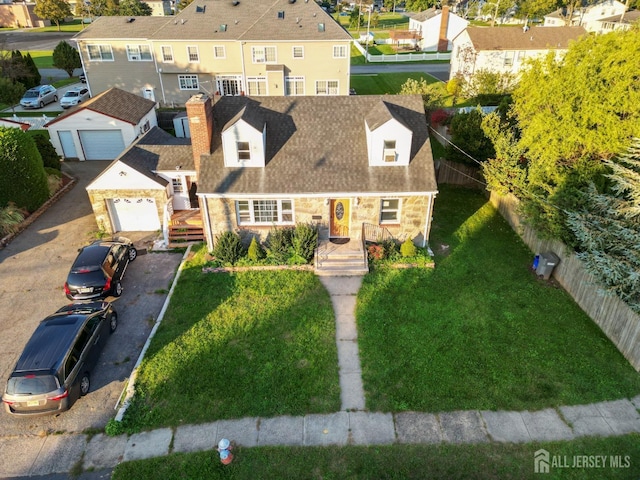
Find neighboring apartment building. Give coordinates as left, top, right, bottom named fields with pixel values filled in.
left=450, top=26, right=586, bottom=80
left=407, top=6, right=468, bottom=51
left=0, top=2, right=49, bottom=28
left=543, top=0, right=627, bottom=31
left=73, top=0, right=353, bottom=106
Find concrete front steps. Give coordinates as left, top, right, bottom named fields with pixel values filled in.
left=315, top=239, right=369, bottom=276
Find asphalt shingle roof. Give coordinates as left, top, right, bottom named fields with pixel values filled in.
left=465, top=25, right=586, bottom=51
left=198, top=95, right=436, bottom=196
left=46, top=88, right=156, bottom=126
left=74, top=0, right=351, bottom=41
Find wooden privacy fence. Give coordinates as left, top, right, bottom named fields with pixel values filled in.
left=490, top=192, right=640, bottom=372
left=435, top=159, right=485, bottom=188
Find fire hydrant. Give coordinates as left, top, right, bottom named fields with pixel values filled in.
left=217, top=438, right=234, bottom=465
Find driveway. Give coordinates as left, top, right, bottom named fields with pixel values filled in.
left=4, top=82, right=87, bottom=114
left=0, top=161, right=183, bottom=435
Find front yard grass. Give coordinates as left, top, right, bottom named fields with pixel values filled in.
left=120, top=246, right=340, bottom=431
left=357, top=185, right=640, bottom=412
left=350, top=72, right=440, bottom=95
left=111, top=434, right=640, bottom=480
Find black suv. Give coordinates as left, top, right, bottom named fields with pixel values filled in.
left=64, top=238, right=137, bottom=300
left=2, top=302, right=117, bottom=416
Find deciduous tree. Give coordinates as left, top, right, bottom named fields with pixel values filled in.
left=118, top=0, right=152, bottom=16
left=445, top=108, right=495, bottom=165
left=34, top=0, right=72, bottom=31
left=0, top=78, right=26, bottom=113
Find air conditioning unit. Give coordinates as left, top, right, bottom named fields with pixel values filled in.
left=130, top=55, right=139, bottom=60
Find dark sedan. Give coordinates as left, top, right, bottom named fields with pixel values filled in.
left=64, top=238, right=137, bottom=300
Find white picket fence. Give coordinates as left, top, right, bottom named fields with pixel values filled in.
left=352, top=40, right=451, bottom=63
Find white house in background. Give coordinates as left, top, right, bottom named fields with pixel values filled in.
left=408, top=6, right=469, bottom=51
left=590, top=10, right=640, bottom=33
left=45, top=88, right=157, bottom=161
left=0, top=118, right=30, bottom=131
left=543, top=0, right=627, bottom=32
left=450, top=26, right=586, bottom=80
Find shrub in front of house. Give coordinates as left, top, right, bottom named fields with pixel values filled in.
left=32, top=133, right=61, bottom=171
left=0, top=202, right=27, bottom=237
left=381, top=239, right=399, bottom=260
left=291, top=223, right=318, bottom=263
left=266, top=226, right=294, bottom=264
left=400, top=238, right=417, bottom=258
left=247, top=236, right=265, bottom=262
left=213, top=231, right=244, bottom=265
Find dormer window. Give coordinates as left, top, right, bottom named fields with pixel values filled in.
left=237, top=141, right=250, bottom=161
left=383, top=140, right=397, bottom=163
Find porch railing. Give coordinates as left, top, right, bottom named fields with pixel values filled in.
left=362, top=223, right=395, bottom=244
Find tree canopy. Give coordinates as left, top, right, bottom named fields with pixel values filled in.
left=0, top=128, right=49, bottom=213
left=34, top=0, right=72, bottom=31
left=483, top=27, right=640, bottom=243
left=53, top=41, right=81, bottom=77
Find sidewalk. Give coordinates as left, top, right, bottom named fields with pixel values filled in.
left=1, top=273, right=640, bottom=477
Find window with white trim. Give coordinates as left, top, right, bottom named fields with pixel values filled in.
left=285, top=76, right=304, bottom=96
left=503, top=51, right=515, bottom=66
left=161, top=45, right=174, bottom=63
left=251, top=46, right=276, bottom=63
left=333, top=45, right=347, bottom=58
left=86, top=44, right=113, bottom=61
left=380, top=199, right=401, bottom=224
left=315, top=80, right=338, bottom=95
left=178, top=74, right=199, bottom=90
left=292, top=46, right=304, bottom=58
left=383, top=140, right=397, bottom=163
left=172, top=177, right=184, bottom=193
left=213, top=45, right=226, bottom=58
left=187, top=46, right=199, bottom=62
left=126, top=44, right=152, bottom=61
left=517, top=50, right=526, bottom=62
left=236, top=200, right=294, bottom=225
left=246, top=77, right=267, bottom=96
left=237, top=141, right=251, bottom=160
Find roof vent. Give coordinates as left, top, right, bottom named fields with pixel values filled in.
left=277, top=10, right=284, bottom=19
left=289, top=0, right=295, bottom=3
left=220, top=24, right=227, bottom=31
left=126, top=17, right=135, bottom=23
left=232, top=0, right=239, bottom=5
left=195, top=5, right=205, bottom=12
left=181, top=18, right=186, bottom=24
left=318, top=22, right=325, bottom=31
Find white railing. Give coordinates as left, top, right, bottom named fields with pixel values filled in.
left=352, top=40, right=451, bottom=63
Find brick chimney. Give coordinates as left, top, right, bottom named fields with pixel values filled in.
left=186, top=94, right=213, bottom=173
left=437, top=6, right=450, bottom=52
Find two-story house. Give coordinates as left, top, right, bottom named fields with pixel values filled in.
left=543, top=0, right=627, bottom=32
left=449, top=26, right=586, bottom=81
left=86, top=93, right=438, bottom=252
left=407, top=6, right=468, bottom=52
left=73, top=0, right=353, bottom=106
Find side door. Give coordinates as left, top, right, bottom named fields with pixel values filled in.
left=64, top=328, right=91, bottom=402
left=82, top=313, right=106, bottom=371
left=112, top=244, right=127, bottom=281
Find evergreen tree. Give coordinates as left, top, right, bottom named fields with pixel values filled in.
left=34, top=0, right=72, bottom=31
left=0, top=78, right=26, bottom=113
left=445, top=108, right=495, bottom=166
left=119, top=0, right=152, bottom=15
left=11, top=51, right=38, bottom=90
left=24, top=53, right=41, bottom=86
left=0, top=128, right=49, bottom=213
left=566, top=139, right=640, bottom=313
left=53, top=41, right=81, bottom=77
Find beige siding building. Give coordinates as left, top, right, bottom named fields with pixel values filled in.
left=73, top=0, right=353, bottom=105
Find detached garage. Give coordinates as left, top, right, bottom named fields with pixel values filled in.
left=46, top=88, right=157, bottom=161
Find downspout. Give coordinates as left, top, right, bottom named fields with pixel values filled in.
left=74, top=40, right=91, bottom=97
left=422, top=192, right=436, bottom=249
left=152, top=46, right=167, bottom=104
left=201, top=195, right=214, bottom=251
left=240, top=42, right=247, bottom=94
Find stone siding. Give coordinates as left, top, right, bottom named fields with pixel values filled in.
left=88, top=189, right=168, bottom=234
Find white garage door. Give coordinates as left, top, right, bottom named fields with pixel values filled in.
left=79, top=130, right=126, bottom=160
left=108, top=198, right=161, bottom=232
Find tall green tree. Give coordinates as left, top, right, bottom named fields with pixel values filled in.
left=0, top=128, right=49, bottom=213
left=23, top=53, right=41, bottom=86
left=400, top=77, right=446, bottom=111
left=487, top=27, right=640, bottom=243
left=566, top=140, right=640, bottom=313
left=11, top=51, right=39, bottom=90
left=34, top=0, right=72, bottom=31
left=53, top=40, right=81, bottom=77
left=445, top=108, right=495, bottom=165
left=118, top=0, right=152, bottom=15
left=0, top=78, right=26, bottom=113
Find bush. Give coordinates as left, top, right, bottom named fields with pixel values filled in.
left=47, top=171, right=63, bottom=196
left=32, top=133, right=61, bottom=170
left=104, top=419, right=124, bottom=436
left=381, top=239, right=399, bottom=260
left=400, top=238, right=417, bottom=257
left=292, top=223, right=318, bottom=263
left=267, top=227, right=294, bottom=263
left=247, top=236, right=264, bottom=262
left=0, top=202, right=26, bottom=237
left=368, top=244, right=384, bottom=261
left=212, top=231, right=244, bottom=265
left=0, top=127, right=49, bottom=212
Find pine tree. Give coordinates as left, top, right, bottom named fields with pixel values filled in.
left=566, top=139, right=640, bottom=313
left=53, top=41, right=81, bottom=77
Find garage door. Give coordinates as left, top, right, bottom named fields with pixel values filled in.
left=79, top=130, right=126, bottom=160
left=108, top=198, right=161, bottom=232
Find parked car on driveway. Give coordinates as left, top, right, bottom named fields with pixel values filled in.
left=60, top=86, right=90, bottom=108
left=64, top=237, right=137, bottom=301
left=19, top=85, right=58, bottom=109
left=2, top=302, right=117, bottom=416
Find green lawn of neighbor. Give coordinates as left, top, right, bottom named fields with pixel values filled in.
left=356, top=185, right=640, bottom=413
left=119, top=246, right=340, bottom=431
left=350, top=72, right=440, bottom=95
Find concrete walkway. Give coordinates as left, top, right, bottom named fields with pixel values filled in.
left=2, top=273, right=640, bottom=477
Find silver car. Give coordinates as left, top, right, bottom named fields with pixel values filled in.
left=19, top=85, right=58, bottom=109
left=60, top=86, right=91, bottom=109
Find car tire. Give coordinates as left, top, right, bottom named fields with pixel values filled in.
left=80, top=373, right=90, bottom=396
left=113, top=280, right=123, bottom=297
left=53, top=95, right=58, bottom=102
left=128, top=247, right=138, bottom=262
left=39, top=101, right=44, bottom=108
left=109, top=312, right=118, bottom=333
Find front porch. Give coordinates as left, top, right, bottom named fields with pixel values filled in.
left=168, top=210, right=204, bottom=248
left=315, top=237, right=369, bottom=276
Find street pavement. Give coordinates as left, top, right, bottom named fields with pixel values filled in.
left=352, top=62, right=450, bottom=81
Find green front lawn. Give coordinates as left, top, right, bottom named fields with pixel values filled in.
left=28, top=50, right=53, bottom=68
left=350, top=72, right=440, bottom=95
left=29, top=19, right=85, bottom=32
left=112, top=434, right=640, bottom=480
left=357, top=185, right=640, bottom=412
left=120, top=246, right=340, bottom=431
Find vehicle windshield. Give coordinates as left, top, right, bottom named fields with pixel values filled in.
left=23, top=91, right=39, bottom=98
left=6, top=374, right=58, bottom=395
left=64, top=91, right=79, bottom=98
